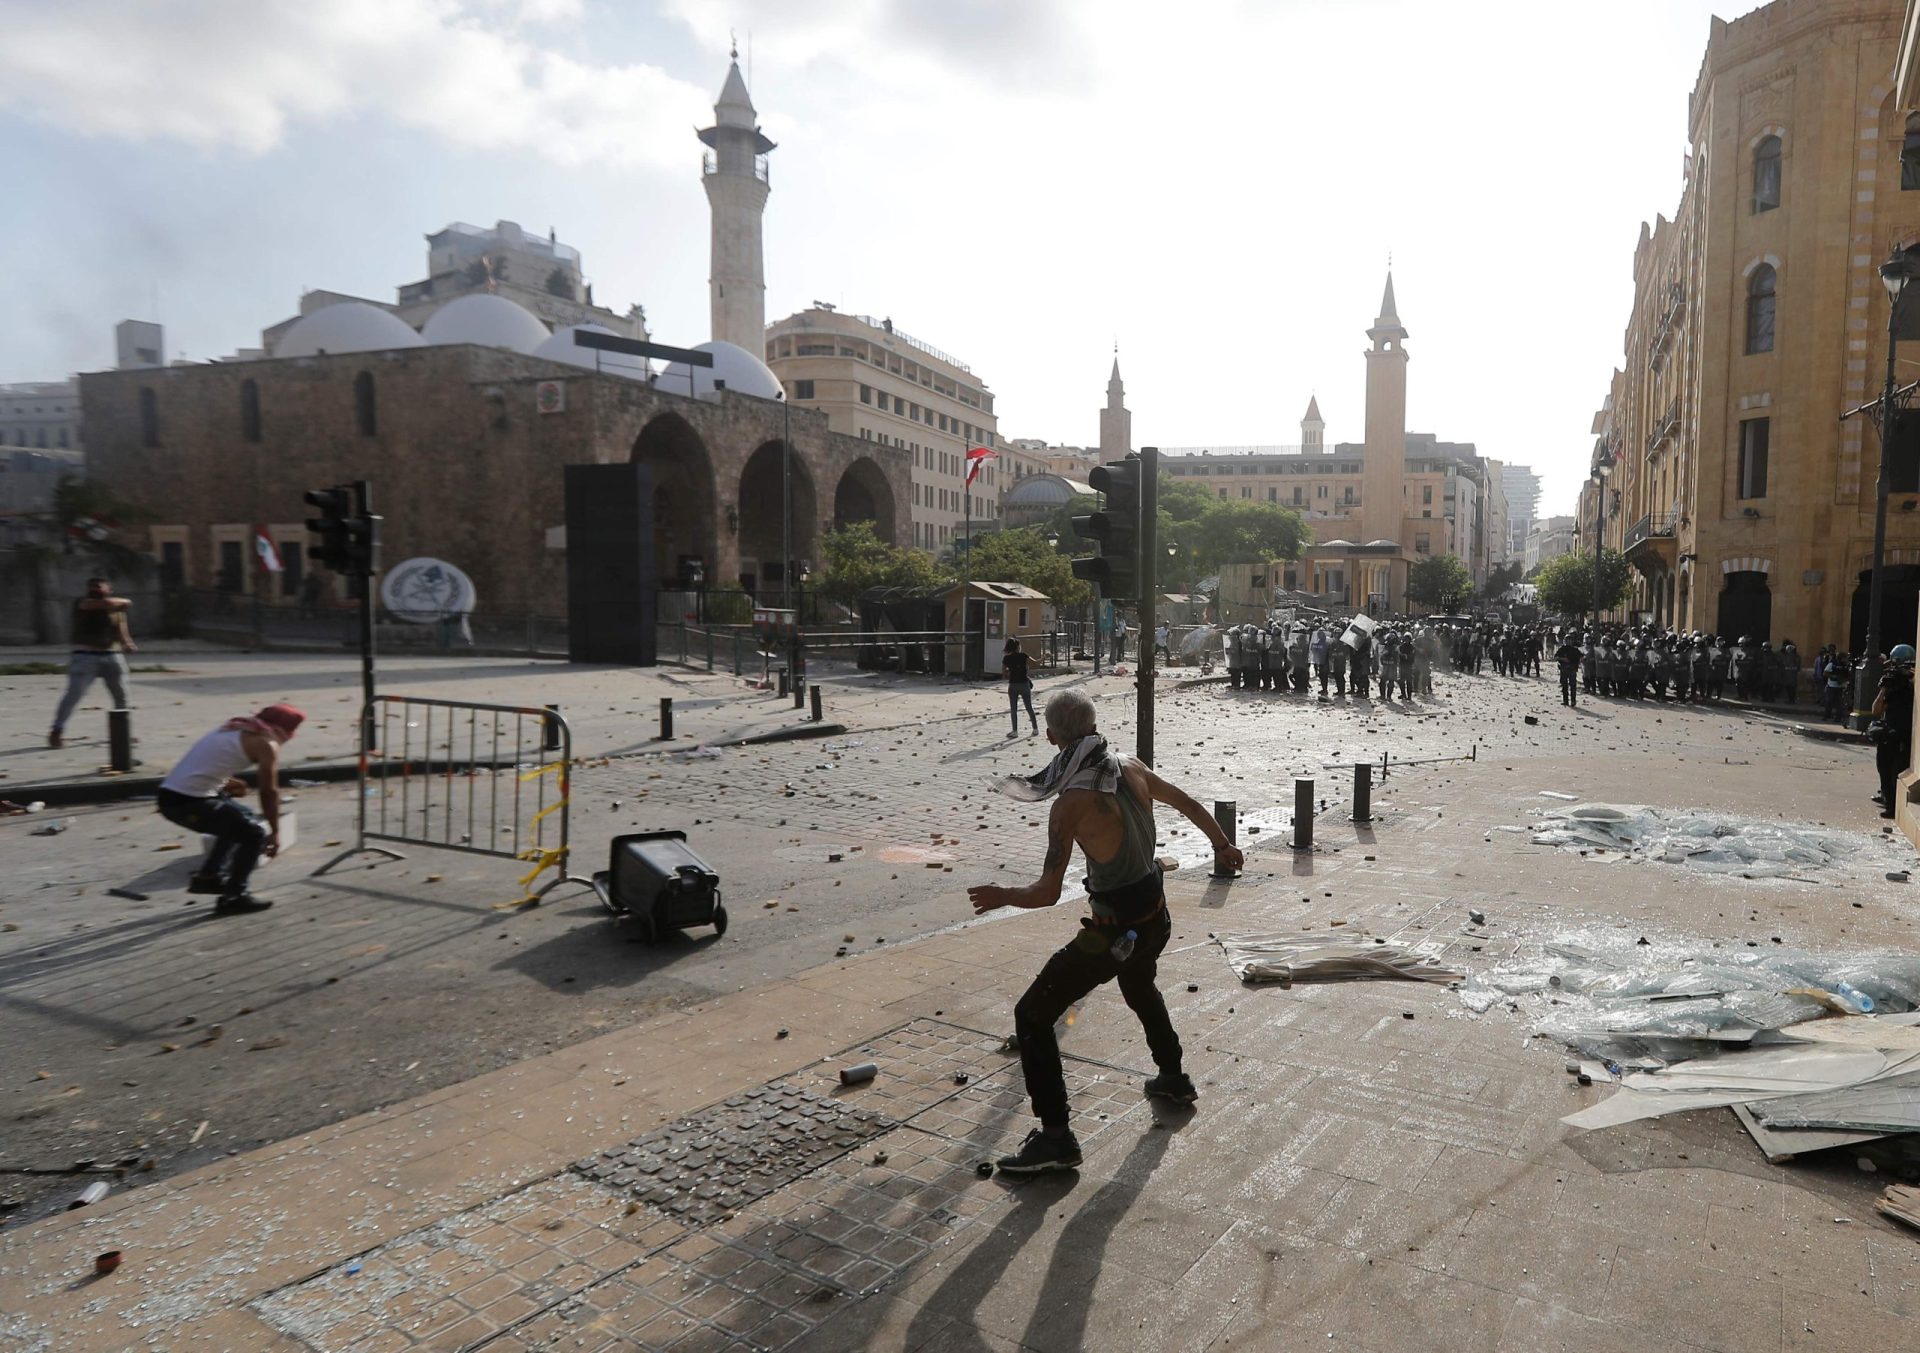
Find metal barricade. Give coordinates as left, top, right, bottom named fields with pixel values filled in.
left=314, top=695, right=593, bottom=907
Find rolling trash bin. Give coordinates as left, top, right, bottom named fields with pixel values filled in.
left=592, top=831, right=727, bottom=945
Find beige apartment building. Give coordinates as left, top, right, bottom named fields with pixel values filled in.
left=1583, top=0, right=1920, bottom=649
left=766, top=307, right=1000, bottom=552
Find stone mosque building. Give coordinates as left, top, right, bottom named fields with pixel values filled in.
left=78, top=56, right=910, bottom=617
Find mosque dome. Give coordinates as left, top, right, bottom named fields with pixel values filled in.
left=532, top=323, right=650, bottom=379
left=421, top=294, right=551, bottom=352
left=274, top=302, right=425, bottom=358
left=658, top=340, right=783, bottom=401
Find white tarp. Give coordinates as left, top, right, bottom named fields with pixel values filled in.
left=1217, top=931, right=1464, bottom=986
left=1561, top=1044, right=1920, bottom=1130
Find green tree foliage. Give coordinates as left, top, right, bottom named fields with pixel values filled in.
left=1157, top=473, right=1217, bottom=524
left=816, top=522, right=947, bottom=609
left=1480, top=560, right=1524, bottom=599
left=1534, top=548, right=1632, bottom=617
left=1406, top=553, right=1476, bottom=609
left=545, top=266, right=573, bottom=298
left=1186, top=498, right=1309, bottom=575
left=965, top=527, right=1091, bottom=607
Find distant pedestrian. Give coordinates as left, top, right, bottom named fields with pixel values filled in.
left=1873, top=646, right=1915, bottom=819
left=1002, top=638, right=1037, bottom=738
left=49, top=576, right=136, bottom=749
left=1112, top=617, right=1128, bottom=665
left=1154, top=624, right=1170, bottom=665
left=157, top=704, right=305, bottom=915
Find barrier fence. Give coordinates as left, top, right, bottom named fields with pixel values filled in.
left=313, top=695, right=592, bottom=907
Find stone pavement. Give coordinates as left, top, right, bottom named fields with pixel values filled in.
left=5, top=668, right=1920, bottom=1351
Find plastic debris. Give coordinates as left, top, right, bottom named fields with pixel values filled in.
left=1527, top=804, right=1879, bottom=880
left=1216, top=932, right=1465, bottom=986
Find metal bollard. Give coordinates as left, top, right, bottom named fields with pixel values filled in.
left=1351, top=761, right=1373, bottom=823
left=108, top=708, right=133, bottom=773
left=809, top=683, right=823, bottom=722
left=658, top=697, right=673, bottom=741
left=792, top=676, right=805, bottom=710
left=734, top=632, right=742, bottom=677
left=1292, top=776, right=1314, bottom=852
left=542, top=703, right=561, bottom=752
left=1211, top=800, right=1237, bottom=878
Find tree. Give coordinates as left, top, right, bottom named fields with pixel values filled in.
left=816, top=522, right=947, bottom=609
left=1157, top=472, right=1216, bottom=524
left=1186, top=499, right=1308, bottom=575
left=1480, top=560, right=1524, bottom=599
left=964, top=527, right=1090, bottom=607
left=545, top=266, right=573, bottom=298
left=1407, top=553, right=1475, bottom=609
left=1534, top=548, right=1632, bottom=618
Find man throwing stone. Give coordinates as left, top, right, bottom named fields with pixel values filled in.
left=48, top=576, right=135, bottom=749
left=156, top=704, right=304, bottom=915
left=968, top=689, right=1244, bottom=1174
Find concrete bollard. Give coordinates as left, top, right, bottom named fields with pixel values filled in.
left=1292, top=776, right=1314, bottom=852
left=542, top=703, right=561, bottom=752
left=1351, top=761, right=1373, bottom=823
left=793, top=675, right=805, bottom=710
left=108, top=708, right=133, bottom=773
left=658, top=697, right=673, bottom=741
left=809, top=684, right=823, bottom=723
left=1212, top=800, right=1237, bottom=878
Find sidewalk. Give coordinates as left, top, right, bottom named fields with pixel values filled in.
left=5, top=732, right=1919, bottom=1351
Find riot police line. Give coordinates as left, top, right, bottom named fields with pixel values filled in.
left=1215, top=618, right=1550, bottom=701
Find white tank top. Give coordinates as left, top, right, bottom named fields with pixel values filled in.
left=161, top=727, right=254, bottom=797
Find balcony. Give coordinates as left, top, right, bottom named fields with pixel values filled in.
left=1623, top=508, right=1680, bottom=574
left=1645, top=399, right=1680, bottom=456
left=702, top=152, right=771, bottom=185
left=1649, top=281, right=1684, bottom=373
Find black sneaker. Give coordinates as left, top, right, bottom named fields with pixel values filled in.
left=188, top=872, right=226, bottom=896
left=214, top=893, right=273, bottom=915
left=996, top=1129, right=1081, bottom=1175
left=1144, top=1072, right=1199, bottom=1105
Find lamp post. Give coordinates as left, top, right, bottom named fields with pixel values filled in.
left=1590, top=448, right=1615, bottom=624
left=1854, top=249, right=1914, bottom=728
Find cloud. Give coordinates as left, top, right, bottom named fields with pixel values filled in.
left=0, top=0, right=710, bottom=168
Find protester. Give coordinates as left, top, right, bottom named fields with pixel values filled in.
left=1872, top=645, right=1915, bottom=820
left=1555, top=632, right=1584, bottom=707
left=1002, top=638, right=1037, bottom=738
left=49, top=576, right=136, bottom=749
left=156, top=704, right=305, bottom=914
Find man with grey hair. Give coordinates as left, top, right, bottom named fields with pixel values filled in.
left=973, top=689, right=1243, bottom=1174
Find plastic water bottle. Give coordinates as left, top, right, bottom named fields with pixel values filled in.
left=1833, top=981, right=1876, bottom=1014
left=1110, top=929, right=1137, bottom=962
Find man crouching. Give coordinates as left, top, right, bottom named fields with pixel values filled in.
left=967, top=689, right=1244, bottom=1174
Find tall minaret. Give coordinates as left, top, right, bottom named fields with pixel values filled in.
left=1361, top=273, right=1409, bottom=545
left=1301, top=394, right=1325, bottom=454
left=698, top=49, right=776, bottom=354
left=1098, top=353, right=1132, bottom=464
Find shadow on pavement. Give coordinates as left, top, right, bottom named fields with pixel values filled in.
left=487, top=900, right=723, bottom=991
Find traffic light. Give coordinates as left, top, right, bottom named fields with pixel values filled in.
left=304, top=486, right=353, bottom=574
left=1071, top=456, right=1140, bottom=601
left=344, top=491, right=379, bottom=577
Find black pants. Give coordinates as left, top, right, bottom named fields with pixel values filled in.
left=1560, top=670, right=1578, bottom=705
left=157, top=788, right=268, bottom=891
left=1879, top=741, right=1908, bottom=814
left=1015, top=905, right=1179, bottom=1129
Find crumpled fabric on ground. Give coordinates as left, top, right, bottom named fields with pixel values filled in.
left=1217, top=931, right=1465, bottom=986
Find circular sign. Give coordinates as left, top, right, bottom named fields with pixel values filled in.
left=381, top=558, right=476, bottom=624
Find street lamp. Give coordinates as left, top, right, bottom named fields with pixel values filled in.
left=1590, top=448, right=1615, bottom=624
left=1855, top=248, right=1916, bottom=727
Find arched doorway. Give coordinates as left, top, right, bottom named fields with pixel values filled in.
left=631, top=413, right=717, bottom=589
left=832, top=456, right=896, bottom=541
left=1717, top=570, right=1772, bottom=641
left=1851, top=565, right=1920, bottom=652
left=737, top=440, right=816, bottom=597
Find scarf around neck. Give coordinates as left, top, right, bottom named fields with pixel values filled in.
left=994, top=733, right=1122, bottom=803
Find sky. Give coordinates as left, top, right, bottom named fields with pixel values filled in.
left=0, top=0, right=1777, bottom=519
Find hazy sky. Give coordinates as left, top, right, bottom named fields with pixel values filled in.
left=0, top=0, right=1773, bottom=517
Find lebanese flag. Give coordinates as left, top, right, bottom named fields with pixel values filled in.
left=964, top=445, right=998, bottom=487
left=254, top=524, right=283, bottom=573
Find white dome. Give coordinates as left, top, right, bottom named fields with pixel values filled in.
left=421, top=294, right=551, bottom=353
left=532, top=323, right=650, bottom=379
left=658, top=340, right=783, bottom=401
left=275, top=303, right=425, bottom=358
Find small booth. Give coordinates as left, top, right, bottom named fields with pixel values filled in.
left=943, top=581, right=1055, bottom=679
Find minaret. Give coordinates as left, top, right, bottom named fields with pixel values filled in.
left=1301, top=394, right=1325, bottom=454
left=1098, top=353, right=1132, bottom=464
left=1361, top=273, right=1409, bottom=545
left=698, top=49, right=776, bottom=354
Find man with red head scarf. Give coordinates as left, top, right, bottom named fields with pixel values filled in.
left=156, top=704, right=305, bottom=914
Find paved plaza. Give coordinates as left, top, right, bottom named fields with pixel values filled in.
left=4, top=650, right=1920, bottom=1351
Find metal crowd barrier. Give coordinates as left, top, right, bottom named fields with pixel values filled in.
left=313, top=695, right=593, bottom=907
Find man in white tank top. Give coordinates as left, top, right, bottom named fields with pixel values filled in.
left=156, top=704, right=305, bottom=914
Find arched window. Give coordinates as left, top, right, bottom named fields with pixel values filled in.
left=353, top=371, right=376, bottom=437
left=1746, top=265, right=1776, bottom=355
left=1904, top=113, right=1920, bottom=191
left=138, top=386, right=160, bottom=447
left=240, top=378, right=261, bottom=443
left=1752, top=134, right=1781, bottom=212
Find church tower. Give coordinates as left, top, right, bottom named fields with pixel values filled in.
left=1098, top=354, right=1132, bottom=464
left=698, top=51, right=776, bottom=354
left=1361, top=273, right=1408, bottom=545
left=1301, top=394, right=1325, bottom=454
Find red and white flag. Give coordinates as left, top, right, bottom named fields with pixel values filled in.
left=253, top=524, right=283, bottom=573
left=963, top=445, right=998, bottom=487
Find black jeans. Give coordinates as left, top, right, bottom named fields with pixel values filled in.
left=1008, top=680, right=1036, bottom=733
left=1014, top=904, right=1180, bottom=1129
left=157, top=789, right=268, bottom=891
left=1560, top=670, right=1578, bottom=705
left=1879, top=741, right=1909, bottom=813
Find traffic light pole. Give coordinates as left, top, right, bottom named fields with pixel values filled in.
left=354, top=480, right=378, bottom=757
left=1136, top=446, right=1158, bottom=767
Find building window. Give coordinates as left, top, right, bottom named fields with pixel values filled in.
left=138, top=386, right=159, bottom=447
left=1317, top=484, right=1327, bottom=498
left=1752, top=135, right=1781, bottom=212
left=1292, top=487, right=1303, bottom=505
left=1268, top=487, right=1277, bottom=502
left=1745, top=265, right=1776, bottom=354
left=1422, top=484, right=1433, bottom=505
left=56, top=427, right=68, bottom=448
left=1343, top=486, right=1354, bottom=504
left=793, top=379, right=815, bottom=401
left=878, top=392, right=890, bottom=412
left=1415, top=533, right=1430, bottom=554
left=1905, top=113, right=1920, bottom=190
left=859, top=384, right=871, bottom=405
left=354, top=371, right=377, bottom=436
left=240, top=379, right=262, bottom=443
left=34, top=428, right=46, bottom=448
left=1218, top=488, right=1228, bottom=499
left=1241, top=486, right=1251, bottom=499
left=1738, top=416, right=1769, bottom=499
left=218, top=539, right=245, bottom=593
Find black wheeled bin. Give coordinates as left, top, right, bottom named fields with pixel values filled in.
left=593, top=831, right=727, bottom=944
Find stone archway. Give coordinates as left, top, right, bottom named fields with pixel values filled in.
left=832, top=456, right=896, bottom=541
left=737, top=440, right=816, bottom=597
left=632, top=412, right=717, bottom=589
